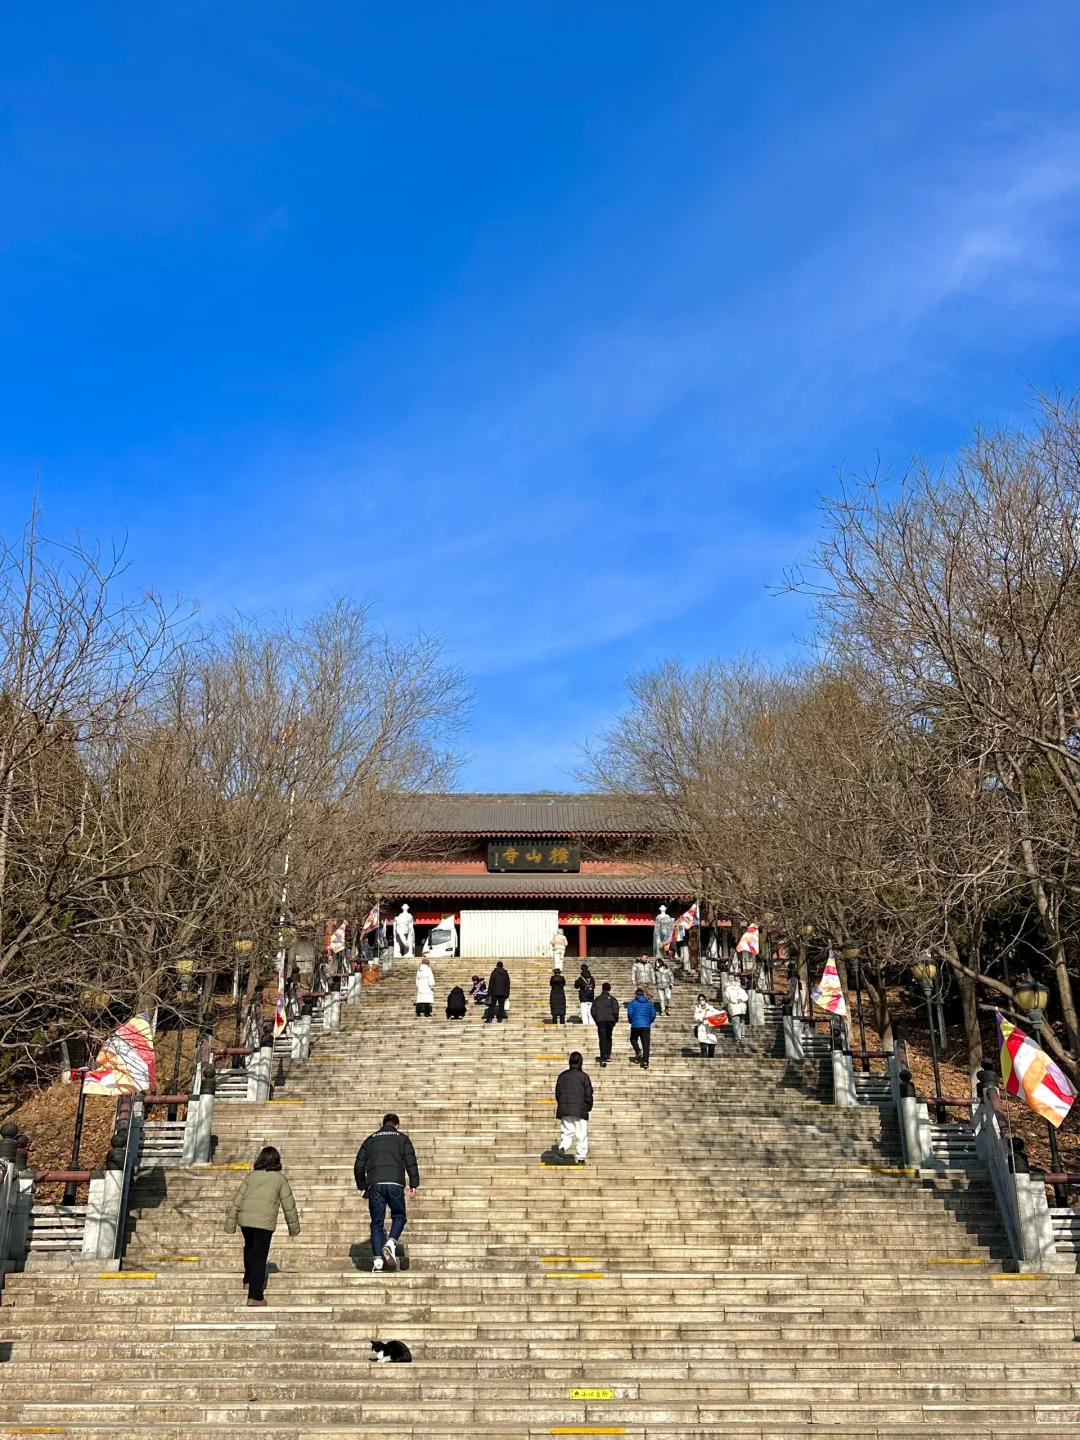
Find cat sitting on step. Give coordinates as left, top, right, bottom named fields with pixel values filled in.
left=370, top=1339, right=412, bottom=1364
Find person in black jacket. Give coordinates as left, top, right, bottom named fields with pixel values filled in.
left=353, top=1113, right=420, bottom=1272
left=554, top=1051, right=593, bottom=1163
left=549, top=969, right=567, bottom=1025
left=446, top=985, right=467, bottom=1020
left=591, top=982, right=620, bottom=1067
left=574, top=965, right=595, bottom=1026
left=485, top=961, right=511, bottom=1023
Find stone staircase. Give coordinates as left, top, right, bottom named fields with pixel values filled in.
left=1, top=957, right=1079, bottom=1437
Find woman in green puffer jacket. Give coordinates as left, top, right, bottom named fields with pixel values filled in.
left=224, top=1146, right=301, bottom=1305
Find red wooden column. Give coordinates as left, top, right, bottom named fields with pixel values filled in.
left=578, top=922, right=587, bottom=959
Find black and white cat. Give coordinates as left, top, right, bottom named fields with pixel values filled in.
left=370, top=1339, right=412, bottom=1364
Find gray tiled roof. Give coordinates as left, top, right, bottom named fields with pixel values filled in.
left=399, top=793, right=665, bottom=836
left=375, top=871, right=692, bottom=899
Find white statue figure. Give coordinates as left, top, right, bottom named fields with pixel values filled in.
left=653, top=904, right=674, bottom=958
left=394, top=904, right=415, bottom=958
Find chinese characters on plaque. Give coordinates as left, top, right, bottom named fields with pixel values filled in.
left=487, top=840, right=580, bottom=873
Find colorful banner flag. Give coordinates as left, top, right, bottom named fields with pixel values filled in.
left=82, top=1014, right=157, bottom=1096
left=361, top=903, right=379, bottom=935
left=736, top=924, right=759, bottom=955
left=811, top=953, right=848, bottom=1017
left=328, top=923, right=346, bottom=954
left=997, top=1012, right=1076, bottom=1129
left=273, top=949, right=288, bottom=1037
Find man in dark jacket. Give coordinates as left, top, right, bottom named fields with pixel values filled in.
left=591, top=982, right=620, bottom=1067
left=627, top=988, right=657, bottom=1070
left=554, top=1051, right=593, bottom=1163
left=485, top=960, right=511, bottom=1023
left=353, top=1112, right=420, bottom=1272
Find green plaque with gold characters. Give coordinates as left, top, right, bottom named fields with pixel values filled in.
left=487, top=840, right=580, bottom=872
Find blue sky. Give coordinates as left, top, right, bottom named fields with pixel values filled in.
left=3, top=2, right=1080, bottom=788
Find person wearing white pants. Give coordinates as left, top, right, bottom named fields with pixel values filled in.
left=574, top=965, right=595, bottom=1026
left=554, top=1052, right=593, bottom=1164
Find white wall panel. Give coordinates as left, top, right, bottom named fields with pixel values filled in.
left=460, top=909, right=559, bottom=959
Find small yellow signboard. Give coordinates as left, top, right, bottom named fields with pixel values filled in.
left=569, top=1388, right=615, bottom=1400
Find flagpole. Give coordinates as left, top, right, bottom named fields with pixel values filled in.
left=1002, top=1089, right=1027, bottom=1265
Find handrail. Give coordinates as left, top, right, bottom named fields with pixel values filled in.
left=34, top=1170, right=93, bottom=1183
left=850, top=1050, right=891, bottom=1059
left=143, top=1093, right=190, bottom=1105
left=1039, top=1172, right=1080, bottom=1186
left=919, top=1096, right=973, bottom=1109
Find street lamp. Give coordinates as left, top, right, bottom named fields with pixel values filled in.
left=1013, top=975, right=1067, bottom=1205
left=913, top=955, right=945, bottom=1123
left=842, top=941, right=867, bottom=1071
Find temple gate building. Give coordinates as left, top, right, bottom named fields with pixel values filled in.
left=374, top=792, right=694, bottom=959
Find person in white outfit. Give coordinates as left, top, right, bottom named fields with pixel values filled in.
left=551, top=928, right=568, bottom=971
left=631, top=954, right=655, bottom=995
left=414, top=962, right=435, bottom=1018
left=654, top=957, right=674, bottom=1015
left=693, top=994, right=725, bottom=1057
left=726, top=978, right=748, bottom=1044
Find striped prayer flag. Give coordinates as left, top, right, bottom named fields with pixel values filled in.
left=82, top=1014, right=157, bottom=1096
left=811, top=953, right=848, bottom=1017
left=273, top=949, right=288, bottom=1037
left=328, top=923, right=347, bottom=954
left=361, top=903, right=380, bottom=935
left=736, top=924, right=759, bottom=955
left=997, top=1012, right=1076, bottom=1128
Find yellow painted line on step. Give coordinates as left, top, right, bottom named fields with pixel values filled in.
left=536, top=1099, right=556, bottom=1104
left=870, top=1166, right=918, bottom=1175
left=267, top=1099, right=305, bottom=1105
left=570, top=1389, right=615, bottom=1400
left=533, top=1054, right=566, bottom=1060
left=149, top=1255, right=200, bottom=1263
left=930, top=1257, right=985, bottom=1265
left=100, top=1272, right=155, bottom=1280
left=550, top=1430, right=625, bottom=1435
left=5, top=1429, right=67, bottom=1435
left=990, top=1272, right=1047, bottom=1280
left=202, top=1163, right=251, bottom=1170
left=546, top=1272, right=605, bottom=1280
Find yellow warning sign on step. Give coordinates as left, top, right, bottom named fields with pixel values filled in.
left=569, top=1388, right=615, bottom=1400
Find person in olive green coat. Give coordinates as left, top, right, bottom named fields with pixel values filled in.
left=224, top=1146, right=300, bottom=1305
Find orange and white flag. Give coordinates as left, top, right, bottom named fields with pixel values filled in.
left=811, top=953, right=848, bottom=1018
left=998, top=1012, right=1075, bottom=1128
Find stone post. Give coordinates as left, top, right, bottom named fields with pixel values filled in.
left=324, top=989, right=342, bottom=1031
left=782, top=1015, right=806, bottom=1061
left=247, top=1042, right=274, bottom=1103
left=831, top=1047, right=859, bottom=1107
left=291, top=1013, right=312, bottom=1061
left=183, top=1068, right=215, bottom=1164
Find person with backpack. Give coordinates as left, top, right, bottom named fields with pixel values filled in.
left=549, top=968, right=567, bottom=1025
left=353, top=1112, right=421, bottom=1273
left=654, top=956, right=674, bottom=1016
left=591, top=981, right=620, bottom=1067
left=553, top=1051, right=593, bottom=1163
left=224, top=1145, right=301, bottom=1306
left=627, top=987, right=657, bottom=1069
left=485, top=960, right=511, bottom=1022
left=574, top=964, right=595, bottom=1025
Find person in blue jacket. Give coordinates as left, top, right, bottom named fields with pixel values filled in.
left=627, top=988, right=657, bottom=1070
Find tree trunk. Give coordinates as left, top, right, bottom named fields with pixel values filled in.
left=943, top=935, right=982, bottom=1090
